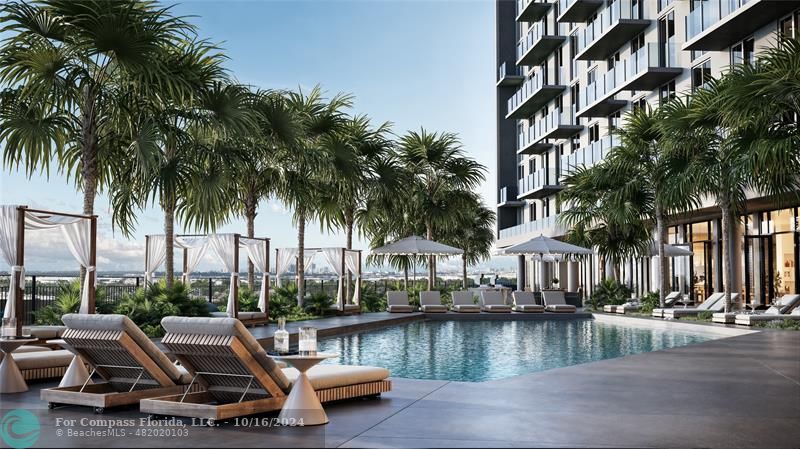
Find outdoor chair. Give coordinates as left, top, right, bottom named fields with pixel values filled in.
left=480, top=290, right=512, bottom=313
left=663, top=293, right=730, bottom=319
left=419, top=291, right=447, bottom=313
left=387, top=291, right=414, bottom=313
left=512, top=291, right=544, bottom=313
left=542, top=291, right=577, bottom=313
left=451, top=291, right=480, bottom=313
left=650, top=291, right=688, bottom=317
left=733, top=294, right=800, bottom=326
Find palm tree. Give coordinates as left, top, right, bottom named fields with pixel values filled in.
left=441, top=195, right=495, bottom=288
left=397, top=129, right=485, bottom=289
left=605, top=106, right=699, bottom=307
left=0, top=0, right=198, bottom=222
left=280, top=86, right=352, bottom=306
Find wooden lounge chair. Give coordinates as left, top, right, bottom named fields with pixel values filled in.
left=481, top=290, right=512, bottom=313
left=542, top=291, right=577, bottom=313
left=140, top=317, right=391, bottom=424
left=650, top=291, right=688, bottom=317
left=451, top=291, right=480, bottom=313
left=663, top=293, right=730, bottom=319
left=387, top=291, right=414, bottom=313
left=512, top=291, right=544, bottom=313
left=419, top=291, right=447, bottom=313
left=41, top=314, right=192, bottom=414
left=733, top=294, right=800, bottom=326
left=237, top=312, right=269, bottom=327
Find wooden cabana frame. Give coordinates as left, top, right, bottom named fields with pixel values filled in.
left=6, top=205, right=97, bottom=336
left=274, top=247, right=363, bottom=313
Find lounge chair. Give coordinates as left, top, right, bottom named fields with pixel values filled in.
left=649, top=292, right=687, bottom=317
left=663, top=293, right=730, bottom=319
left=451, top=291, right=481, bottom=313
left=614, top=301, right=641, bottom=314
left=419, top=291, right=448, bottom=313
left=480, top=290, right=512, bottom=313
left=237, top=312, right=269, bottom=327
left=733, top=294, right=800, bottom=326
left=512, top=291, right=544, bottom=313
left=387, top=291, right=414, bottom=313
left=41, top=314, right=193, bottom=414
left=140, top=317, right=391, bottom=424
left=542, top=291, right=577, bottom=313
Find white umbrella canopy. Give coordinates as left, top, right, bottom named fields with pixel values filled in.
left=648, top=242, right=693, bottom=257
left=503, top=235, right=592, bottom=256
left=371, top=235, right=463, bottom=256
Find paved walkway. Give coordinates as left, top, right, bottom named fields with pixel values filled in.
left=6, top=324, right=798, bottom=448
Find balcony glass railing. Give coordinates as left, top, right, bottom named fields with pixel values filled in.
left=499, top=215, right=559, bottom=240
left=531, top=107, right=578, bottom=143
left=518, top=168, right=559, bottom=195
left=560, top=134, right=618, bottom=173
left=507, top=67, right=565, bottom=116
left=498, top=62, right=522, bottom=82
left=686, top=0, right=751, bottom=41
left=516, top=21, right=569, bottom=62
left=576, top=0, right=643, bottom=54
left=500, top=186, right=509, bottom=203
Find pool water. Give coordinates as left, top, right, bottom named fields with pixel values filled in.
left=317, top=319, right=715, bottom=382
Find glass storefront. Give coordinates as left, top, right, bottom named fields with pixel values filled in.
left=745, top=207, right=800, bottom=306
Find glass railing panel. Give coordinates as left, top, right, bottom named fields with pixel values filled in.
left=686, top=0, right=750, bottom=40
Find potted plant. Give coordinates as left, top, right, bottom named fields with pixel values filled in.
left=551, top=278, right=560, bottom=290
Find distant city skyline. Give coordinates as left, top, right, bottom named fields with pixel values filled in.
left=0, top=0, right=517, bottom=273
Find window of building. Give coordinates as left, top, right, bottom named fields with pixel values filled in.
left=630, top=32, right=645, bottom=54
left=608, top=111, right=621, bottom=131
left=731, top=36, right=755, bottom=66
left=571, top=136, right=580, bottom=152
left=543, top=198, right=551, bottom=218
left=587, top=68, right=596, bottom=86
left=691, top=59, right=712, bottom=91
left=529, top=202, right=537, bottom=221
left=570, top=83, right=580, bottom=119
left=659, top=80, right=676, bottom=105
left=632, top=96, right=648, bottom=112
left=779, top=11, right=799, bottom=37
left=658, top=11, right=675, bottom=66
left=588, top=122, right=600, bottom=143
left=569, top=33, right=578, bottom=80
left=658, top=0, right=674, bottom=12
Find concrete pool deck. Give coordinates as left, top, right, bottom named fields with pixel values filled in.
left=6, top=316, right=798, bottom=448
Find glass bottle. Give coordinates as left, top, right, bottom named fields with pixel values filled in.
left=273, top=317, right=289, bottom=354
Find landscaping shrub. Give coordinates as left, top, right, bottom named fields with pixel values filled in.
left=114, top=281, right=209, bottom=337
left=586, top=279, right=631, bottom=310
left=304, top=291, right=334, bottom=316
left=755, top=319, right=800, bottom=331
left=639, top=291, right=660, bottom=314
left=360, top=289, right=386, bottom=312
left=237, top=286, right=259, bottom=312
left=35, top=281, right=110, bottom=325
left=697, top=310, right=714, bottom=321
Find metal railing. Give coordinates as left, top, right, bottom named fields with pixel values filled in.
left=531, top=107, right=578, bottom=143
left=516, top=21, right=569, bottom=63
left=508, top=67, right=565, bottom=116
left=518, top=168, right=559, bottom=195
left=498, top=61, right=522, bottom=82
left=576, top=0, right=644, bottom=54
left=517, top=0, right=552, bottom=17
left=499, top=186, right=509, bottom=204
left=560, top=134, right=618, bottom=173
left=498, top=215, right=559, bottom=240
left=686, top=0, right=751, bottom=41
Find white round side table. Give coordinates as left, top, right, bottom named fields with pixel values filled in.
left=0, top=338, right=36, bottom=393
left=274, top=352, right=339, bottom=426
left=47, top=339, right=92, bottom=388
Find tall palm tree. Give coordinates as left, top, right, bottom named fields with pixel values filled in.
left=280, top=86, right=352, bottom=306
left=397, top=129, right=485, bottom=289
left=0, top=0, right=198, bottom=222
left=441, top=195, right=495, bottom=288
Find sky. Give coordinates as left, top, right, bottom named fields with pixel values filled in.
left=0, top=0, right=517, bottom=274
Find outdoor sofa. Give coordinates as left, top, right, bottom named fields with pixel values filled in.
left=419, top=291, right=448, bottom=313
left=480, top=290, right=512, bottom=313
left=542, top=291, right=577, bottom=313
left=511, top=291, right=544, bottom=313
left=386, top=291, right=414, bottom=313
left=451, top=291, right=481, bottom=313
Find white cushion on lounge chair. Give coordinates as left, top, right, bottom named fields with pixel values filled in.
left=210, top=311, right=228, bottom=318
left=451, top=291, right=480, bottom=312
left=481, top=291, right=511, bottom=312
left=12, top=349, right=74, bottom=371
left=14, top=345, right=51, bottom=354
left=387, top=291, right=413, bottom=312
left=22, top=325, right=65, bottom=339
left=63, top=313, right=188, bottom=385
left=604, top=305, right=619, bottom=313
left=419, top=291, right=447, bottom=312
left=512, top=291, right=544, bottom=313
left=542, top=291, right=576, bottom=313
left=282, top=364, right=390, bottom=391
left=161, top=316, right=292, bottom=392
left=238, top=312, right=268, bottom=320
left=663, top=293, right=730, bottom=318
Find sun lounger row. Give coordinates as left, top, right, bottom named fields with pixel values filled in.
left=387, top=290, right=576, bottom=313
left=40, top=314, right=391, bottom=422
left=727, top=294, right=800, bottom=326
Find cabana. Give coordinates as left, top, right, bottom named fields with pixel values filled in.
left=274, top=247, right=362, bottom=313
left=1, top=205, right=97, bottom=336
left=143, top=233, right=270, bottom=325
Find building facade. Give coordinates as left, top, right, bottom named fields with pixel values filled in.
left=495, top=0, right=800, bottom=305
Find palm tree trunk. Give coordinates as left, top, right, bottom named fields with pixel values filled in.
left=297, top=211, right=306, bottom=307
left=720, top=198, right=734, bottom=313
left=79, top=85, right=98, bottom=285
left=462, top=253, right=468, bottom=289
left=245, top=193, right=257, bottom=289
left=655, top=205, right=669, bottom=308
left=164, top=200, right=175, bottom=288
left=403, top=266, right=409, bottom=290
left=426, top=222, right=434, bottom=290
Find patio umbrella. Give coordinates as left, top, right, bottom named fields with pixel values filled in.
left=502, top=235, right=593, bottom=257
left=647, top=242, right=693, bottom=257
left=371, top=235, right=463, bottom=284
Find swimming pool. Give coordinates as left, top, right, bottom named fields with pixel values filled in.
left=317, top=319, right=717, bottom=382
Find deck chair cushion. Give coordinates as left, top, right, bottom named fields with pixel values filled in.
left=61, top=314, right=187, bottom=385
left=238, top=312, right=268, bottom=320
left=419, top=291, right=441, bottom=306
left=12, top=349, right=75, bottom=370
left=161, top=316, right=292, bottom=393
left=282, top=364, right=390, bottom=391
left=512, top=291, right=538, bottom=306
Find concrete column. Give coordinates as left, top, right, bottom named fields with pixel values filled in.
left=567, top=261, right=579, bottom=292
left=539, top=260, right=547, bottom=290
left=517, top=255, right=526, bottom=291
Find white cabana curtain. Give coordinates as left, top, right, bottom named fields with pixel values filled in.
left=344, top=250, right=361, bottom=305
left=275, top=248, right=297, bottom=287
left=145, top=235, right=167, bottom=284
left=321, top=248, right=344, bottom=309
left=0, top=206, right=21, bottom=319
left=61, top=220, right=93, bottom=314
left=303, top=251, right=317, bottom=273
left=175, top=237, right=207, bottom=285
left=209, top=234, right=238, bottom=317
left=241, top=238, right=269, bottom=313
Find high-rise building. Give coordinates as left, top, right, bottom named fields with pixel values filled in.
left=495, top=0, right=800, bottom=306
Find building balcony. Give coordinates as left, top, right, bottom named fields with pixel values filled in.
left=576, top=71, right=626, bottom=118
left=575, top=0, right=651, bottom=61
left=498, top=62, right=525, bottom=87
left=518, top=168, right=563, bottom=200
left=498, top=215, right=561, bottom=241
left=518, top=127, right=553, bottom=155
left=516, top=22, right=567, bottom=67
left=498, top=187, right=526, bottom=208
left=684, top=0, right=800, bottom=51
left=517, top=0, right=553, bottom=22
left=506, top=68, right=567, bottom=120
left=616, top=43, right=682, bottom=91
left=560, top=134, right=618, bottom=175
left=530, top=107, right=583, bottom=144
left=558, top=0, right=604, bottom=23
